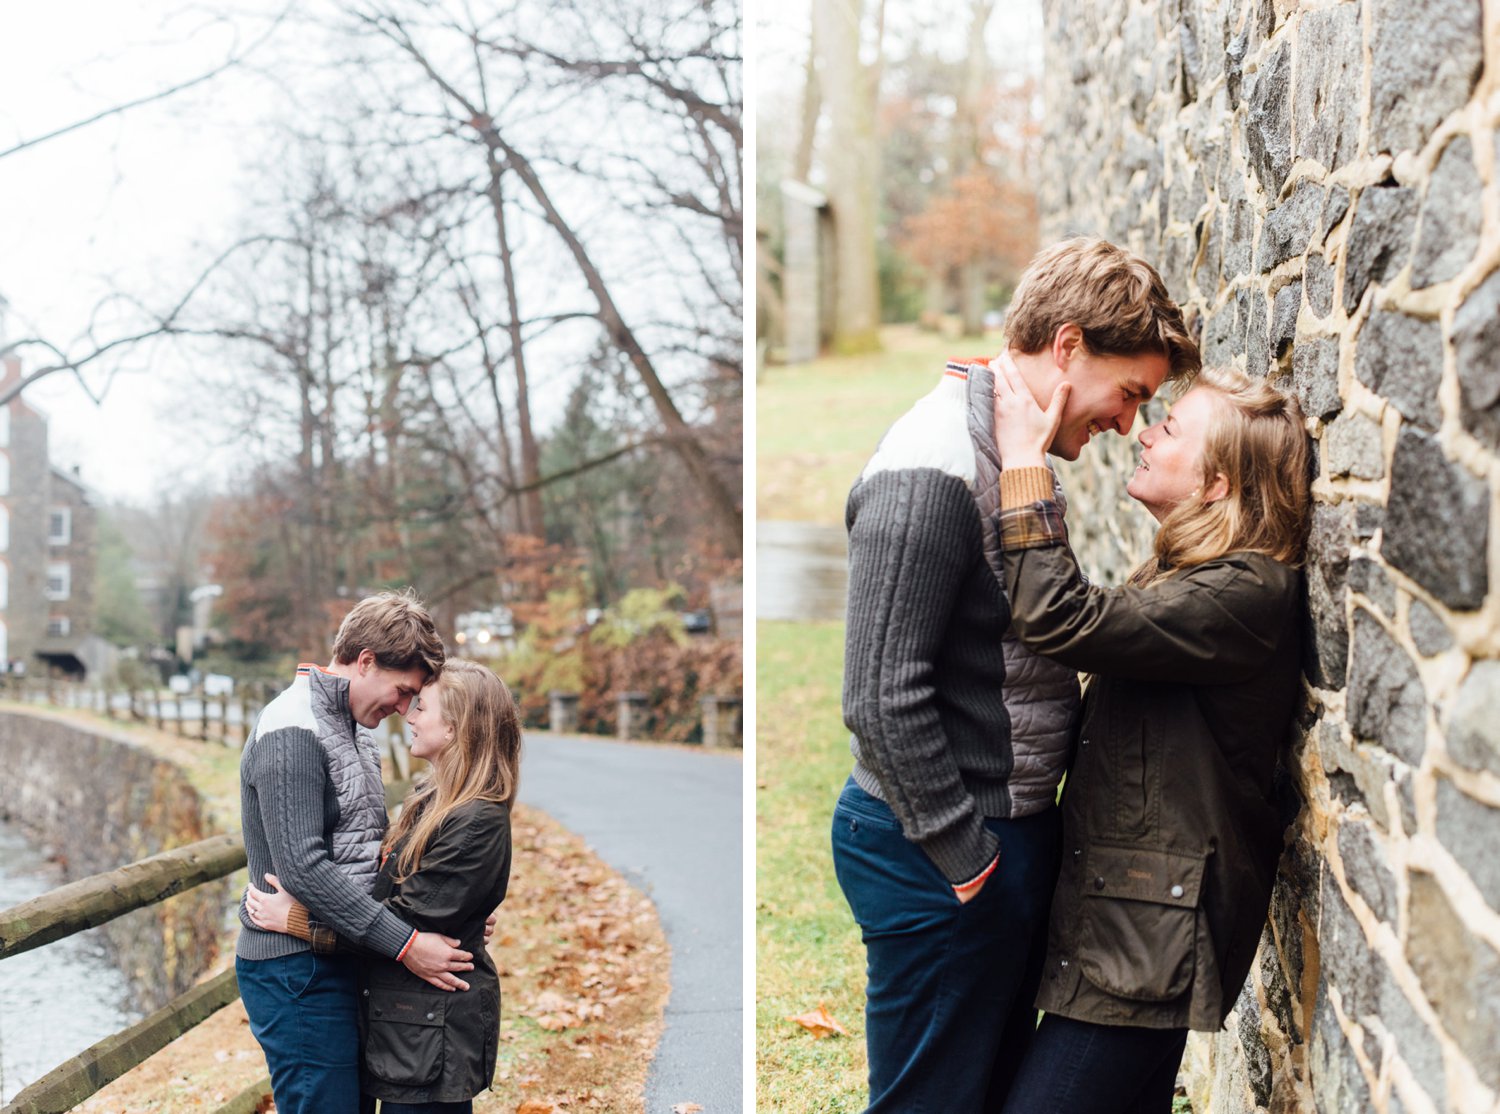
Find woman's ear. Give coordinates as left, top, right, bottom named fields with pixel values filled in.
left=1204, top=472, right=1230, bottom=504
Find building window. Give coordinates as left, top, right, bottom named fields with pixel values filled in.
left=45, top=562, right=70, bottom=601
left=0, top=454, right=8, bottom=497
left=48, top=507, right=71, bottom=546
left=0, top=408, right=8, bottom=447
left=0, top=505, right=7, bottom=552
left=0, top=562, right=6, bottom=608
left=47, top=615, right=70, bottom=638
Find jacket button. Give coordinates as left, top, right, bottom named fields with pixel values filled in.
left=1060, top=958, right=1069, bottom=968
left=1094, top=876, right=1106, bottom=891
left=426, top=1011, right=436, bottom=1021
left=362, top=989, right=370, bottom=998
left=1171, top=884, right=1185, bottom=898
left=1073, top=849, right=1082, bottom=860
left=1080, top=738, right=1089, bottom=747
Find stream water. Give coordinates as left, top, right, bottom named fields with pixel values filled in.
left=0, top=817, right=141, bottom=1103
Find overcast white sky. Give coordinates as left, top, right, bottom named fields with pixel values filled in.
left=0, top=1, right=298, bottom=503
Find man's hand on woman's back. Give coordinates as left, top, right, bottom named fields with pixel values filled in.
left=402, top=932, right=474, bottom=991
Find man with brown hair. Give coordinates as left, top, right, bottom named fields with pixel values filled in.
left=236, top=589, right=471, bottom=1114
left=833, top=238, right=1199, bottom=1111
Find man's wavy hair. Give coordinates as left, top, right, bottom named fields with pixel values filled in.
left=1006, top=237, right=1200, bottom=384
left=331, top=588, right=445, bottom=681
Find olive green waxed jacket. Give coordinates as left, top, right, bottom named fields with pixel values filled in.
left=1003, top=544, right=1303, bottom=1031
left=360, top=798, right=512, bottom=1103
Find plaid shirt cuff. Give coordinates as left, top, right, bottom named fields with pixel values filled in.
left=998, top=483, right=1067, bottom=550
left=286, top=902, right=340, bottom=955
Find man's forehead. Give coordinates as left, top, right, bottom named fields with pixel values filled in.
left=1121, top=352, right=1171, bottom=398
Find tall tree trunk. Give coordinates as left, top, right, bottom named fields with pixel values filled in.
left=921, top=266, right=948, bottom=331
left=793, top=21, right=820, bottom=185
left=811, top=0, right=882, bottom=354
left=956, top=0, right=995, bottom=338
left=490, top=130, right=741, bottom=555
left=485, top=151, right=544, bottom=537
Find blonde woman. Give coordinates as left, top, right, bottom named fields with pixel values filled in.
left=247, top=659, right=522, bottom=1114
left=989, top=360, right=1310, bottom=1113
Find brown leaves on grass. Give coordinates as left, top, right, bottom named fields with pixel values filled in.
left=787, top=1001, right=851, bottom=1039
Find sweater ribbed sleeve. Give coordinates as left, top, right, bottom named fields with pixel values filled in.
left=843, top=469, right=1001, bottom=885
left=243, top=727, right=415, bottom=960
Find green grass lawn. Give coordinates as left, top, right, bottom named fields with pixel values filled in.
left=755, top=619, right=867, bottom=1113
left=757, top=325, right=994, bottom=525
left=755, top=326, right=999, bottom=1110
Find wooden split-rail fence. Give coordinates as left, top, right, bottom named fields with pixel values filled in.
left=2, top=678, right=278, bottom=748
left=0, top=781, right=410, bottom=1114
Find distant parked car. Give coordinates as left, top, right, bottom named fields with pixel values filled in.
left=679, top=609, right=714, bottom=635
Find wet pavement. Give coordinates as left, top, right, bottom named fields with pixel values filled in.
left=521, top=734, right=742, bottom=1113
left=756, top=520, right=848, bottom=622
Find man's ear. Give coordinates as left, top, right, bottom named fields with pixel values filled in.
left=356, top=648, right=377, bottom=673
left=1051, top=323, right=1083, bottom=371
left=1204, top=472, right=1230, bottom=504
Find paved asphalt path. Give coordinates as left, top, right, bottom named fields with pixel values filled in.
left=520, top=732, right=743, bottom=1112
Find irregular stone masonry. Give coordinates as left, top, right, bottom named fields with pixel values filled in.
left=1040, top=1, right=1500, bottom=1110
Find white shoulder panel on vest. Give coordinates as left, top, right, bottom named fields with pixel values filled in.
left=254, top=674, right=317, bottom=735
left=860, top=369, right=977, bottom=485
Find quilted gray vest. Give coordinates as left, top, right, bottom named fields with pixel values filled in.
left=255, top=665, right=388, bottom=890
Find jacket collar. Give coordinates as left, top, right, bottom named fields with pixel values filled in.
left=296, top=662, right=352, bottom=721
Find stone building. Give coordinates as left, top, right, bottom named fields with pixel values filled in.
left=0, top=349, right=101, bottom=678
left=1040, top=1, right=1497, bottom=1111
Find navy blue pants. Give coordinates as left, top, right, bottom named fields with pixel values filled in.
left=1000, top=1013, right=1189, bottom=1114
left=238, top=952, right=363, bottom=1114
left=831, top=778, right=1061, bottom=1113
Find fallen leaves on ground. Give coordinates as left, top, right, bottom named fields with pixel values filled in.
left=787, top=1002, right=851, bottom=1039
left=476, top=804, right=671, bottom=1113
left=671, top=1104, right=704, bottom=1113
left=69, top=798, right=669, bottom=1114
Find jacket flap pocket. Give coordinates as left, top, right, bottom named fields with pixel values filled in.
left=1084, top=844, right=1205, bottom=908
left=368, top=988, right=446, bottom=1027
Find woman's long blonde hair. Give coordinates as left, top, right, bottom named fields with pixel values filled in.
left=1133, top=366, right=1311, bottom=586
left=384, top=659, right=522, bottom=882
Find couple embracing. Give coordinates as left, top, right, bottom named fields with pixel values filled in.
left=835, top=238, right=1311, bottom=1112
left=235, top=590, right=521, bottom=1114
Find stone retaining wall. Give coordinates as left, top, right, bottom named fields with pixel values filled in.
left=0, top=711, right=227, bottom=1013
left=1040, top=2, right=1498, bottom=1110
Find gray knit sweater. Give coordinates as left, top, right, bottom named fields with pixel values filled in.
left=236, top=665, right=416, bottom=962
left=844, top=361, right=1080, bottom=887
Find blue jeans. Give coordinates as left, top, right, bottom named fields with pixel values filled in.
left=237, top=952, right=362, bottom=1114
left=1000, top=1013, right=1189, bottom=1114
left=831, top=778, right=1061, bottom=1113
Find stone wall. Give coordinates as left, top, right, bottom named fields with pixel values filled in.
left=0, top=711, right=228, bottom=1013
left=1040, top=1, right=1498, bottom=1110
